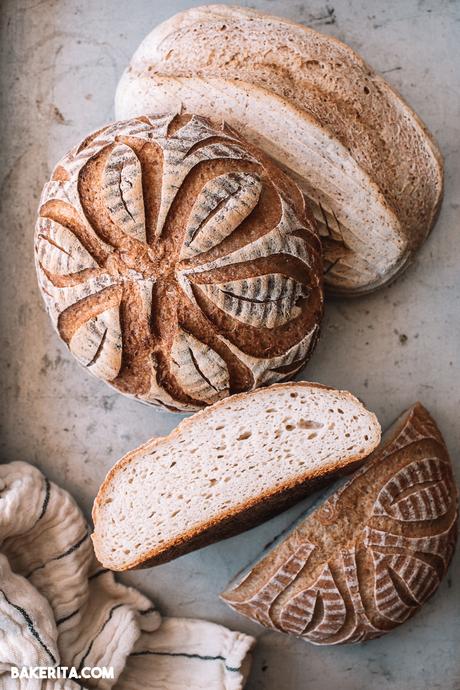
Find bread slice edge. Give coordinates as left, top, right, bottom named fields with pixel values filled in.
left=92, top=382, right=381, bottom=570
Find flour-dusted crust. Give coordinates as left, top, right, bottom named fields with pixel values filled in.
left=92, top=382, right=381, bottom=571
left=35, top=114, right=323, bottom=411
left=221, top=403, right=458, bottom=644
left=116, top=5, right=443, bottom=295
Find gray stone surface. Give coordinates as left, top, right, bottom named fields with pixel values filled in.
left=1, top=0, right=459, bottom=687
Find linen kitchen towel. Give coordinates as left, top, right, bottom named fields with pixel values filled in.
left=0, top=461, right=254, bottom=689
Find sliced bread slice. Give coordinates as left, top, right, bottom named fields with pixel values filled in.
left=221, top=403, right=458, bottom=644
left=92, top=382, right=381, bottom=570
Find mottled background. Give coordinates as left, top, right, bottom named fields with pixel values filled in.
left=1, top=1, right=459, bottom=687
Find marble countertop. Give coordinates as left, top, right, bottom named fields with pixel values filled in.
left=1, top=0, right=459, bottom=687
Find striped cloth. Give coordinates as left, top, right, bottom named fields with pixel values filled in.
left=0, top=462, right=254, bottom=689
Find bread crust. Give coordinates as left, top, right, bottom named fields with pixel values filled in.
left=92, top=382, right=380, bottom=570
left=35, top=114, right=323, bottom=411
left=117, top=5, right=444, bottom=295
left=142, top=3, right=444, bottom=226
left=221, top=402, right=458, bottom=644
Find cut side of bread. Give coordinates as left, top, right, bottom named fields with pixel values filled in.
left=221, top=403, right=458, bottom=644
left=116, top=73, right=407, bottom=294
left=116, top=4, right=443, bottom=295
left=92, top=382, right=381, bottom=570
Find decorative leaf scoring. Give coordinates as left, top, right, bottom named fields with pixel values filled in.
left=198, top=274, right=307, bottom=329
left=222, top=405, right=458, bottom=644
left=150, top=115, right=258, bottom=239
left=372, top=552, right=415, bottom=623
left=220, top=326, right=319, bottom=388
left=102, top=144, right=146, bottom=243
left=170, top=330, right=229, bottom=404
left=363, top=524, right=454, bottom=569
left=69, top=306, right=122, bottom=381
left=39, top=271, right=118, bottom=324
left=280, top=563, right=347, bottom=638
left=36, top=217, right=98, bottom=275
left=187, top=199, right=314, bottom=277
left=373, top=457, right=450, bottom=521
left=371, top=551, right=438, bottom=623
left=229, top=542, right=315, bottom=630
left=180, top=172, right=262, bottom=259
left=134, top=278, right=155, bottom=320
left=35, top=115, right=322, bottom=411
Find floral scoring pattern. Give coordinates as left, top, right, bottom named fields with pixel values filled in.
left=222, top=403, right=458, bottom=643
left=35, top=114, right=323, bottom=411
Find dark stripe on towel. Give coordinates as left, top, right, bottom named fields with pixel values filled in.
left=56, top=607, right=80, bottom=626
left=27, top=529, right=90, bottom=577
left=0, top=588, right=57, bottom=665
left=130, top=650, right=239, bottom=673
left=78, top=603, right=124, bottom=671
left=37, top=478, right=51, bottom=522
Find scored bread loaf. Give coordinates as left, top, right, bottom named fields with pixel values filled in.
left=115, top=5, right=443, bottom=295
left=35, top=113, right=323, bottom=412
left=92, top=382, right=381, bottom=570
left=221, top=403, right=458, bottom=644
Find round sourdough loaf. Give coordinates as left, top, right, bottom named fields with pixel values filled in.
left=35, top=114, right=323, bottom=412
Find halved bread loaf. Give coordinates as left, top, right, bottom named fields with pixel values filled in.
left=115, top=5, right=443, bottom=295
left=92, top=382, right=381, bottom=570
left=221, top=403, right=458, bottom=644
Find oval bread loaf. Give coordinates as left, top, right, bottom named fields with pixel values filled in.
left=35, top=114, right=323, bottom=412
left=92, top=382, right=381, bottom=570
left=116, top=5, right=443, bottom=295
left=221, top=403, right=458, bottom=644
left=117, top=75, right=407, bottom=295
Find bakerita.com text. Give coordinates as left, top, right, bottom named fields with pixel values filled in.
left=10, top=666, right=114, bottom=680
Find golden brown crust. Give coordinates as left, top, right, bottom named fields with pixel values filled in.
left=91, top=381, right=379, bottom=570
left=221, top=403, right=458, bottom=644
left=120, top=6, right=443, bottom=295
left=35, top=114, right=323, bottom=411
